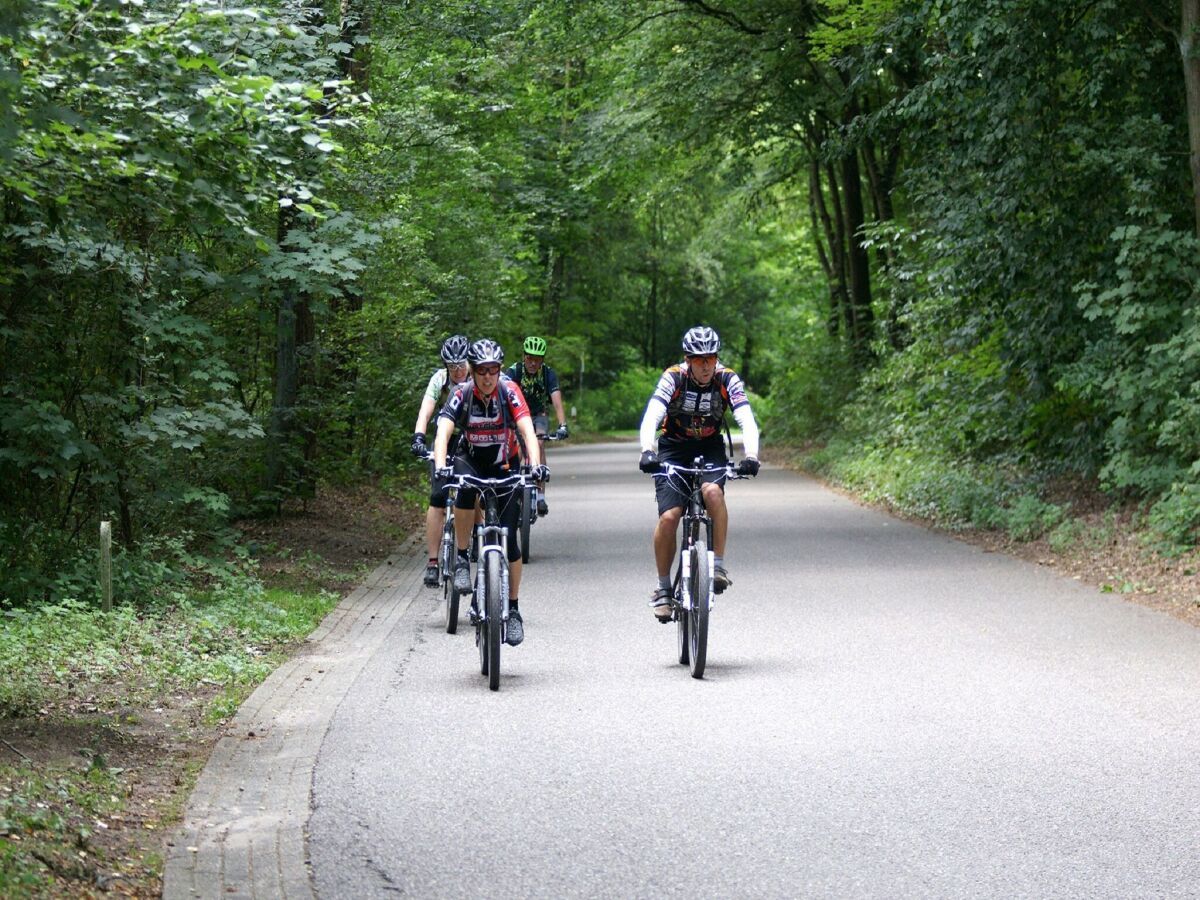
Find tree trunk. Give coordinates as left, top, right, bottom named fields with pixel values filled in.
left=1183, top=0, right=1200, bottom=238
left=263, top=206, right=315, bottom=501
left=808, top=158, right=844, bottom=337
left=840, top=145, right=874, bottom=365
left=339, top=0, right=369, bottom=89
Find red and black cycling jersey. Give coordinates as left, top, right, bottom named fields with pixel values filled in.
left=438, top=375, right=531, bottom=467
left=650, top=361, right=750, bottom=443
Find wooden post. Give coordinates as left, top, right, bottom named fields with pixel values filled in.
left=100, top=520, right=112, bottom=612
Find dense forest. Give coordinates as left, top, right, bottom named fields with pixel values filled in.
left=3, top=0, right=1199, bottom=605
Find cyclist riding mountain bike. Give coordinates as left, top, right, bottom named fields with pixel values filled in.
left=433, top=338, right=548, bottom=646
left=638, top=326, right=760, bottom=622
left=504, top=335, right=568, bottom=517
left=412, top=334, right=471, bottom=587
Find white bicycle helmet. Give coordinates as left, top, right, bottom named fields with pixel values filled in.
left=468, top=338, right=505, bottom=366
left=681, top=325, right=720, bottom=356
left=440, top=334, right=470, bottom=364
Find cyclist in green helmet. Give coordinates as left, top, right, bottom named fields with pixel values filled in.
left=505, top=335, right=568, bottom=516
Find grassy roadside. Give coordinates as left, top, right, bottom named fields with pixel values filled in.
left=0, top=481, right=421, bottom=898
left=765, top=440, right=1200, bottom=628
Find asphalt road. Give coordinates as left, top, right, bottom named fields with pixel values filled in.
left=307, top=442, right=1200, bottom=899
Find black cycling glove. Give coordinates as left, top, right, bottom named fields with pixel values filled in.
left=555, top=423, right=569, bottom=440
left=410, top=432, right=427, bottom=458
left=737, top=457, right=760, bottom=477
left=639, top=450, right=661, bottom=473
left=532, top=464, right=550, bottom=483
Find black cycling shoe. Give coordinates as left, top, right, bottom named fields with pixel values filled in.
left=423, top=563, right=439, bottom=588
left=453, top=559, right=472, bottom=594
left=713, top=565, right=732, bottom=594
left=649, top=587, right=673, bottom=623
left=505, top=610, right=524, bottom=646
left=536, top=498, right=549, bottom=517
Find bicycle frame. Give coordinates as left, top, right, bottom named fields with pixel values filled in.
left=656, top=458, right=736, bottom=614
left=650, top=457, right=745, bottom=678
left=449, top=470, right=529, bottom=690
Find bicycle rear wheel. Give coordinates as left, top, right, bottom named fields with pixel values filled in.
left=485, top=553, right=503, bottom=691
left=519, top=484, right=534, bottom=564
left=441, top=516, right=459, bottom=634
left=688, top=539, right=711, bottom=678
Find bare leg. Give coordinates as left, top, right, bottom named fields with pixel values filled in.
left=701, top=483, right=728, bottom=556
left=509, top=559, right=522, bottom=599
left=425, top=505, right=444, bottom=559
left=454, top=504, right=473, bottom=553
left=653, top=507, right=683, bottom=577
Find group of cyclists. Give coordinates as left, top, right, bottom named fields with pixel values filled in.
left=410, top=325, right=760, bottom=647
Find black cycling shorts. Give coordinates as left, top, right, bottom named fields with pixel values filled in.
left=654, top=438, right=728, bottom=517
left=428, top=459, right=451, bottom=508
left=453, top=454, right=522, bottom=563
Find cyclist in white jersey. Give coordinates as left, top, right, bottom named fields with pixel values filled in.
left=412, top=335, right=470, bottom=587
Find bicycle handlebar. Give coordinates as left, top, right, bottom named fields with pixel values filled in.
left=649, top=461, right=749, bottom=480
left=449, top=472, right=531, bottom=491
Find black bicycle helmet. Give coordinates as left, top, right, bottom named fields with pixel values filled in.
left=440, top=334, right=470, bottom=365
left=681, top=325, right=720, bottom=356
left=468, top=338, right=504, bottom=366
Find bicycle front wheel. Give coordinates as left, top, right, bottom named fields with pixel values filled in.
left=676, top=554, right=690, bottom=666
left=441, top=517, right=459, bottom=634
left=688, top=539, right=711, bottom=679
left=519, top=484, right=534, bottom=564
left=485, top=553, right=503, bottom=690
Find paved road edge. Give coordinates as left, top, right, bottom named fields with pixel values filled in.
left=162, top=536, right=424, bottom=899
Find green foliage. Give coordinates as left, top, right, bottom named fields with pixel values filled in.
left=1146, top=483, right=1200, bottom=553
left=0, top=764, right=123, bottom=894
left=0, top=576, right=337, bottom=718
left=576, top=365, right=662, bottom=432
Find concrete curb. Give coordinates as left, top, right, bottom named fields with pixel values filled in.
left=162, top=536, right=424, bottom=899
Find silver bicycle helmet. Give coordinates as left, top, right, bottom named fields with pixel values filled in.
left=681, top=325, right=721, bottom=356
left=440, top=334, right=470, bottom=365
left=467, top=338, right=505, bottom=366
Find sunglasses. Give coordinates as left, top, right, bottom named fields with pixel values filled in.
left=687, top=354, right=717, bottom=366
left=474, top=365, right=501, bottom=376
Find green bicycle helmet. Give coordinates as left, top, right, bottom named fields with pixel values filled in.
left=523, top=335, right=547, bottom=357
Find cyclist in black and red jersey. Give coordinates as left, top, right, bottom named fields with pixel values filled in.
left=638, top=326, right=760, bottom=622
left=432, top=339, right=548, bottom=646
left=504, top=335, right=568, bottom=516
left=411, top=334, right=471, bottom=587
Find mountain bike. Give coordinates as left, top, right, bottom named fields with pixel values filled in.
left=517, top=431, right=566, bottom=564
left=449, top=470, right=530, bottom=691
left=649, top=458, right=746, bottom=679
left=423, top=452, right=464, bottom=633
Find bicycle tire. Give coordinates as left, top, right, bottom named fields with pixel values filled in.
left=689, top=539, right=710, bottom=678
left=441, top=518, right=459, bottom=634
left=676, top=551, right=690, bottom=666
left=485, top=552, right=503, bottom=691
left=519, top=485, right=533, bottom=564
left=477, top=561, right=488, bottom=675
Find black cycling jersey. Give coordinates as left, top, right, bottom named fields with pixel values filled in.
left=504, top=363, right=559, bottom=417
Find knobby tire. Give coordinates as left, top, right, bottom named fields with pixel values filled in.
left=441, top=518, right=459, bottom=634
left=520, top=485, right=533, bottom=564
left=485, top=552, right=503, bottom=691
left=689, top=539, right=710, bottom=678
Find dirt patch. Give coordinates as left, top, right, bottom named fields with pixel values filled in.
left=764, top=447, right=1200, bottom=629
left=0, top=691, right=217, bottom=898
left=0, top=480, right=422, bottom=898
left=237, top=479, right=422, bottom=593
